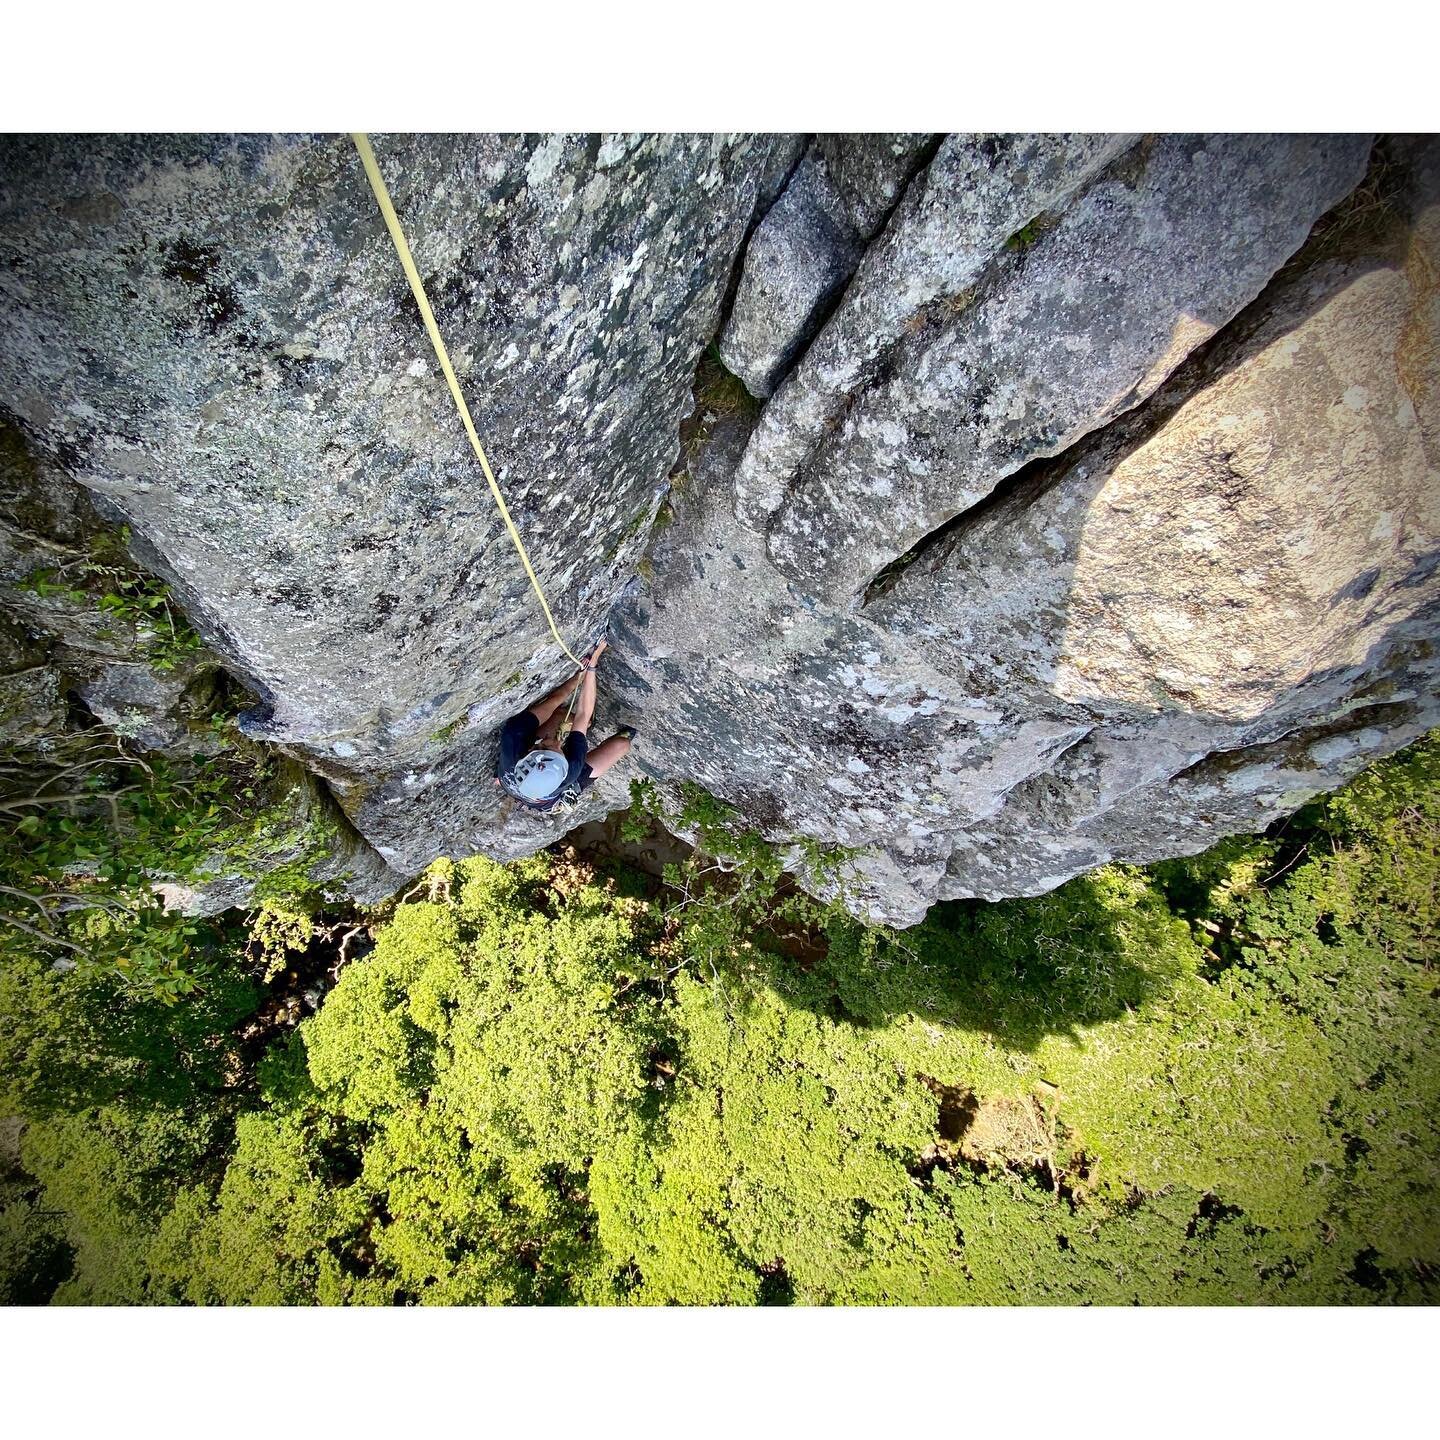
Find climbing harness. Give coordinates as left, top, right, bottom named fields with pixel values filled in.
left=350, top=133, right=587, bottom=673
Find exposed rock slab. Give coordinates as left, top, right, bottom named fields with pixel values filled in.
left=719, top=136, right=934, bottom=398
left=3, top=132, right=1436, bottom=927
left=763, top=133, right=1374, bottom=604
left=868, top=149, right=1440, bottom=899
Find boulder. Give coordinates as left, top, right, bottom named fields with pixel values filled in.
left=157, top=759, right=405, bottom=917
left=867, top=141, right=1440, bottom=899
left=0, top=656, right=66, bottom=750
left=76, top=661, right=222, bottom=755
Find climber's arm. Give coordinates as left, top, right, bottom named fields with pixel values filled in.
left=570, top=665, right=598, bottom=736
left=568, top=640, right=606, bottom=735
left=526, top=640, right=608, bottom=731
left=527, top=671, right=584, bottom=727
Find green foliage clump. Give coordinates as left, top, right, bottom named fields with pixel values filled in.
left=20, top=1105, right=228, bottom=1304
left=692, top=343, right=761, bottom=424
left=0, top=726, right=259, bottom=998
left=0, top=952, right=255, bottom=1120
left=246, top=897, right=319, bottom=982
left=1003, top=211, right=1058, bottom=253
left=0, top=1143, right=72, bottom=1305
left=135, top=856, right=652, bottom=1304
left=3, top=736, right=1436, bottom=1306
left=0, top=718, right=336, bottom=998
left=425, top=717, right=463, bottom=747
left=1153, top=736, right=1440, bottom=1291
left=622, top=776, right=863, bottom=993
left=23, top=526, right=203, bottom=671
left=0, top=899, right=264, bottom=1305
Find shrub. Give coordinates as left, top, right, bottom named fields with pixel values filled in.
left=6, top=738, right=1437, bottom=1305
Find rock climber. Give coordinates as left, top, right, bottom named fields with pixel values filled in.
left=495, top=639, right=636, bottom=813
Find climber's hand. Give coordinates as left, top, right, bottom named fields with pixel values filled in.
left=586, top=639, right=608, bottom=668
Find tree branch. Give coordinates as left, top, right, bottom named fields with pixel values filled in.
left=0, top=911, right=85, bottom=954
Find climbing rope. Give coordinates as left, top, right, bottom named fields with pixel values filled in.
left=350, top=132, right=587, bottom=671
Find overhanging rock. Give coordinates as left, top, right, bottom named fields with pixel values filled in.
left=2, top=133, right=1436, bottom=924
left=0, top=132, right=791, bottom=876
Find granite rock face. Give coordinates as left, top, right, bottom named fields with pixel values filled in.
left=755, top=133, right=1374, bottom=604
left=609, top=135, right=1440, bottom=921
left=0, top=412, right=403, bottom=909
left=732, top=133, right=1138, bottom=528
left=0, top=132, right=788, bottom=872
left=74, top=662, right=212, bottom=754
left=812, top=134, right=938, bottom=238
left=719, top=135, right=935, bottom=397
left=3, top=132, right=1437, bottom=925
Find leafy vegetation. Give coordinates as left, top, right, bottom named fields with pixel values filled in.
left=0, top=720, right=333, bottom=999
left=617, top=776, right=860, bottom=992
left=23, top=526, right=205, bottom=672
left=1, top=734, right=1436, bottom=1305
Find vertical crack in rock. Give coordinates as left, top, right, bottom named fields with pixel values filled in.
left=3, top=133, right=1437, bottom=924
left=762, top=133, right=1375, bottom=607
left=710, top=135, right=810, bottom=341
left=731, top=133, right=1140, bottom=531
left=719, top=134, right=941, bottom=399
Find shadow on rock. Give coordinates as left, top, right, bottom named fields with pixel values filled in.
left=789, top=870, right=1174, bottom=1052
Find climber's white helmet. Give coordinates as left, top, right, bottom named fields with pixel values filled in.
left=511, top=748, right=568, bottom=801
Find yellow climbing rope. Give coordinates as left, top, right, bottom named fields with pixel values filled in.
left=351, top=132, right=586, bottom=671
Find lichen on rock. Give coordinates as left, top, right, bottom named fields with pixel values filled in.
left=1, top=132, right=1436, bottom=926
left=719, top=135, right=936, bottom=398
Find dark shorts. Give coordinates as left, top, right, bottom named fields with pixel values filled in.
left=497, top=710, right=593, bottom=810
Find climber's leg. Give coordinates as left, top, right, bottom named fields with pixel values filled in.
left=582, top=733, right=632, bottom=781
